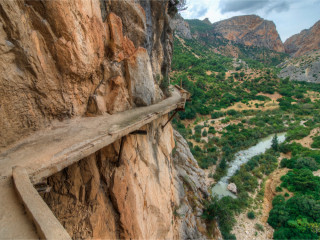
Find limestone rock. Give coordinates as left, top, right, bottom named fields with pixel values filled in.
left=284, top=20, right=320, bottom=57
left=278, top=50, right=320, bottom=83
left=211, top=15, right=285, bottom=52
left=172, top=130, right=208, bottom=240
left=42, top=120, right=209, bottom=239
left=108, top=13, right=137, bottom=62
left=170, top=14, right=192, bottom=39
left=227, top=183, right=237, bottom=194
left=126, top=47, right=155, bottom=106
left=1, top=0, right=208, bottom=239
left=0, top=0, right=172, bottom=149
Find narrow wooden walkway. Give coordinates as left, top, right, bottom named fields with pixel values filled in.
left=0, top=86, right=187, bottom=238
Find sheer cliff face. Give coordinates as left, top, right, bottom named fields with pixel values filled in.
left=0, top=0, right=208, bottom=238
left=170, top=14, right=192, bottom=39
left=43, top=121, right=208, bottom=239
left=44, top=118, right=177, bottom=239
left=284, top=20, right=320, bottom=57
left=0, top=0, right=172, bottom=149
left=211, top=15, right=285, bottom=52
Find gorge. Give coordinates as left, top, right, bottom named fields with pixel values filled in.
left=1, top=1, right=320, bottom=240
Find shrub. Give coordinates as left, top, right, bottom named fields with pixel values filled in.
left=287, top=126, right=310, bottom=141
left=202, top=130, right=208, bottom=137
left=255, top=223, right=264, bottom=232
left=276, top=186, right=283, bottom=192
left=227, top=109, right=238, bottom=116
left=311, top=136, right=320, bottom=148
left=211, top=111, right=224, bottom=119
left=247, top=211, right=255, bottom=219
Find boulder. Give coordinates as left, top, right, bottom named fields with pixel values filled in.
left=227, top=183, right=237, bottom=194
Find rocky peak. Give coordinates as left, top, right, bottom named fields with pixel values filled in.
left=202, top=18, right=212, bottom=25
left=211, top=15, right=285, bottom=52
left=284, top=20, right=320, bottom=57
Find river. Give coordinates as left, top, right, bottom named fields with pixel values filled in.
left=211, top=132, right=286, bottom=198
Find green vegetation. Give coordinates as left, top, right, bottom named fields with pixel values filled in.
left=171, top=25, right=320, bottom=239
left=311, top=136, right=320, bottom=148
left=264, top=143, right=320, bottom=239
left=247, top=211, right=255, bottom=219
left=255, top=223, right=264, bottom=232
left=185, top=19, right=288, bottom=67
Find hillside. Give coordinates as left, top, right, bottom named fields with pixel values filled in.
left=171, top=14, right=320, bottom=240
left=278, top=50, right=320, bottom=83
left=284, top=20, right=320, bottom=57
left=179, top=18, right=288, bottom=67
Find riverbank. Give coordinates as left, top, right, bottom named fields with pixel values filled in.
left=212, top=133, right=286, bottom=198
left=231, top=152, right=292, bottom=239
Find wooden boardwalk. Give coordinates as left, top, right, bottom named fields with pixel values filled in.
left=0, top=86, right=187, bottom=238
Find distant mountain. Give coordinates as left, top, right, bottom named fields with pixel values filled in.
left=210, top=15, right=285, bottom=53
left=284, top=20, right=320, bottom=57
left=172, top=16, right=287, bottom=67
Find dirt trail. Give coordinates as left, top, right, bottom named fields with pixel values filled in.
left=233, top=153, right=292, bottom=239
left=261, top=168, right=290, bottom=224
left=257, top=92, right=282, bottom=101
left=261, top=152, right=292, bottom=224
left=293, top=127, right=320, bottom=148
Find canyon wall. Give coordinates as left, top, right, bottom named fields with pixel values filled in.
left=0, top=0, right=172, bottom=149
left=0, top=0, right=208, bottom=239
left=170, top=14, right=192, bottom=39
left=42, top=121, right=208, bottom=239
left=284, top=20, right=320, bottom=57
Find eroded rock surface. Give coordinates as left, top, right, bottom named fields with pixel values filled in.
left=0, top=0, right=172, bottom=149
left=126, top=47, right=155, bottom=106
left=278, top=50, right=320, bottom=83
left=172, top=130, right=208, bottom=240
left=170, top=14, right=192, bottom=39
left=284, top=20, right=320, bottom=57
left=1, top=0, right=208, bottom=238
left=211, top=15, right=285, bottom=52
left=43, top=120, right=208, bottom=239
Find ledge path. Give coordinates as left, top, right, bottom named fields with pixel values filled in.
left=0, top=87, right=185, bottom=238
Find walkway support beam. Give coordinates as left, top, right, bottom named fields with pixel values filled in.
left=13, top=166, right=71, bottom=240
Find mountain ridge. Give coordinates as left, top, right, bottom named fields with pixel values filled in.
left=284, top=20, right=320, bottom=57
left=210, top=15, right=285, bottom=53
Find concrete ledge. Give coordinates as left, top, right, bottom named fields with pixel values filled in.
left=12, top=166, right=71, bottom=240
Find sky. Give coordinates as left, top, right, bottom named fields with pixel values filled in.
left=180, top=0, right=320, bottom=42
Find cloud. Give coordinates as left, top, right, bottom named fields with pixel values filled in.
left=219, top=0, right=291, bottom=14
left=187, top=5, right=209, bottom=18
left=266, top=1, right=290, bottom=13
left=181, top=0, right=210, bottom=19
left=219, top=0, right=269, bottom=13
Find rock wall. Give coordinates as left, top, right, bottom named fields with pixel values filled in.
left=284, top=20, right=320, bottom=57
left=278, top=50, right=320, bottom=83
left=43, top=120, right=208, bottom=239
left=211, top=15, right=285, bottom=52
left=0, top=0, right=209, bottom=239
left=170, top=14, right=192, bottom=39
left=0, top=0, right=173, bottom=149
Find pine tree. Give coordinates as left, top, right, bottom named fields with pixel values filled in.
left=271, top=133, right=279, bottom=151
